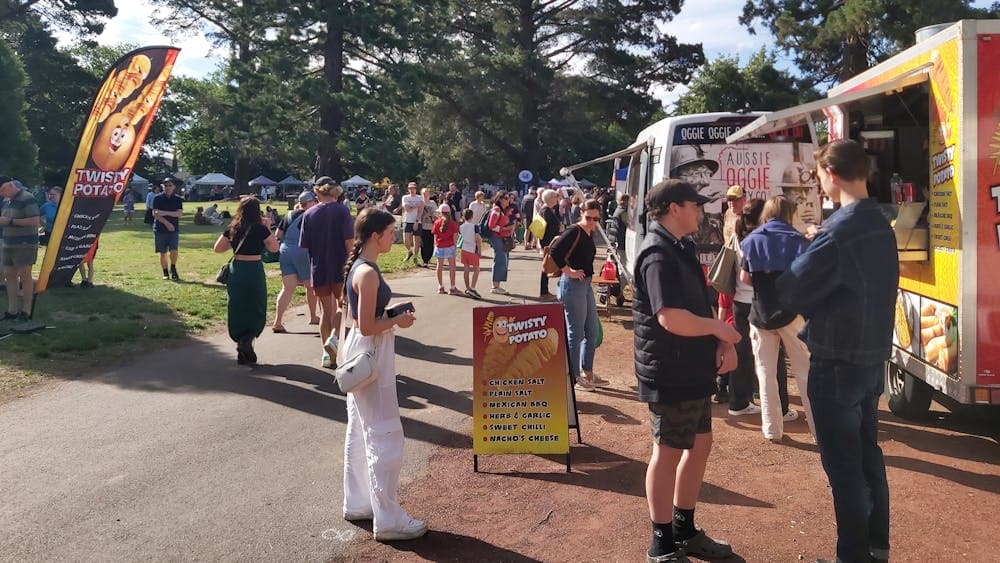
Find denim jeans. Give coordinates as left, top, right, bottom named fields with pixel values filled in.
left=728, top=300, right=755, bottom=410
left=808, top=358, right=890, bottom=563
left=540, top=271, right=550, bottom=295
left=489, top=236, right=508, bottom=283
left=557, top=276, right=598, bottom=379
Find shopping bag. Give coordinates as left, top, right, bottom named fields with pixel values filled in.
left=708, top=235, right=738, bottom=296
left=528, top=214, right=547, bottom=239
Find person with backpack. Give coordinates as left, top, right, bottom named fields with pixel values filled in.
left=740, top=195, right=816, bottom=443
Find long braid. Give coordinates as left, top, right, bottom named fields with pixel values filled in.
left=341, top=236, right=366, bottom=304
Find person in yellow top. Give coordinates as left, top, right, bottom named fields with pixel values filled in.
left=722, top=185, right=746, bottom=244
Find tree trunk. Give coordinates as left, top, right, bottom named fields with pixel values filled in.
left=516, top=0, right=542, bottom=175
left=316, top=0, right=345, bottom=180
left=234, top=156, right=252, bottom=196
left=840, top=34, right=869, bottom=83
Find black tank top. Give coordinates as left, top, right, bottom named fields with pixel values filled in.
left=346, top=258, right=391, bottom=319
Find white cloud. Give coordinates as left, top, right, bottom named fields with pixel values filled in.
left=55, top=0, right=221, bottom=78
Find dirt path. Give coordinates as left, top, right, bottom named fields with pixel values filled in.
left=345, top=314, right=1000, bottom=562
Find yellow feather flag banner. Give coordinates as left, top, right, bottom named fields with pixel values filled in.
left=37, top=46, right=180, bottom=292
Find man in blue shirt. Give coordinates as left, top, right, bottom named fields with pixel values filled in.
left=777, top=140, right=897, bottom=563
left=38, top=187, right=61, bottom=246
left=152, top=177, right=184, bottom=280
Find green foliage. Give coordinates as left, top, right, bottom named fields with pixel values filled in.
left=740, top=0, right=998, bottom=85
left=675, top=49, right=822, bottom=115
left=0, top=38, right=37, bottom=182
left=0, top=0, right=117, bottom=36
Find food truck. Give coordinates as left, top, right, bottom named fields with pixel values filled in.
left=560, top=112, right=820, bottom=290
left=720, top=20, right=1000, bottom=418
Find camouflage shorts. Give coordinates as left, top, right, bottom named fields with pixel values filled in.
left=648, top=397, right=712, bottom=450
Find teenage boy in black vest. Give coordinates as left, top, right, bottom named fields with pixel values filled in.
left=633, top=179, right=741, bottom=563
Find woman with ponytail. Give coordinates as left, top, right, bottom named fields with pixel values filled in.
left=339, top=208, right=425, bottom=542
left=213, top=197, right=278, bottom=364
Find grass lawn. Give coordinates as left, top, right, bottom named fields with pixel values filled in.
left=0, top=200, right=414, bottom=399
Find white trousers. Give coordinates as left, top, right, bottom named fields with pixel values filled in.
left=749, top=316, right=816, bottom=440
left=341, top=326, right=411, bottom=533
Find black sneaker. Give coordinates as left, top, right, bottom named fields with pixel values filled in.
left=675, top=529, right=732, bottom=560
left=80, top=280, right=94, bottom=288
left=15, top=312, right=30, bottom=322
left=647, top=549, right=691, bottom=563
left=1, top=312, right=16, bottom=321
left=170, top=267, right=180, bottom=281
left=162, top=269, right=170, bottom=280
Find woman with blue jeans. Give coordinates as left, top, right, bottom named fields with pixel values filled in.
left=548, top=199, right=609, bottom=391
left=486, top=191, right=515, bottom=294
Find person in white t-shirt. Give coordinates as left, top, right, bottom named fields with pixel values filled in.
left=467, top=191, right=488, bottom=229
left=400, top=181, right=424, bottom=265
left=458, top=208, right=482, bottom=298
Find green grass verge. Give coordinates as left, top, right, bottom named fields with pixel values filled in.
left=0, top=200, right=414, bottom=398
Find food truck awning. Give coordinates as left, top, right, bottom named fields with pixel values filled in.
left=560, top=138, right=651, bottom=177
left=725, top=68, right=930, bottom=144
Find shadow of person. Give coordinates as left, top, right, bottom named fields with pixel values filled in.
left=372, top=529, right=542, bottom=562
left=395, top=336, right=472, bottom=366
left=575, top=400, right=641, bottom=425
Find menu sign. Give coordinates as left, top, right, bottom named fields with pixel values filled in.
left=472, top=304, right=571, bottom=455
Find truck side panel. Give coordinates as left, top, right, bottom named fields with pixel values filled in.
left=976, top=33, right=1000, bottom=388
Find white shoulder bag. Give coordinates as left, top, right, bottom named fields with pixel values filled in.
left=334, top=304, right=377, bottom=393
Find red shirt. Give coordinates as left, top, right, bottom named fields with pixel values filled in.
left=432, top=218, right=459, bottom=247
left=487, top=205, right=514, bottom=237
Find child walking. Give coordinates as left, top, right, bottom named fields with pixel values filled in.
left=431, top=203, right=461, bottom=295
left=459, top=208, right=482, bottom=299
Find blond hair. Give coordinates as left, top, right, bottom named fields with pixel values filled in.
left=314, top=182, right=343, bottom=199
left=761, top=195, right=796, bottom=224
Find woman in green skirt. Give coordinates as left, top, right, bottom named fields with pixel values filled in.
left=214, top=198, right=279, bottom=364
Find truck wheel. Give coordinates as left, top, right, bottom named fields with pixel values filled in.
left=885, top=362, right=933, bottom=419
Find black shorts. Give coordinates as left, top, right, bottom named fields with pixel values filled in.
left=404, top=222, right=419, bottom=234
left=648, top=398, right=712, bottom=450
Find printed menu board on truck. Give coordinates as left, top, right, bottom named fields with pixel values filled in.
left=894, top=290, right=958, bottom=378
left=472, top=304, right=572, bottom=461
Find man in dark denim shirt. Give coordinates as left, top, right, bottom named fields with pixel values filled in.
left=776, top=140, right=897, bottom=563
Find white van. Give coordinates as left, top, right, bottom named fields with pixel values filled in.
left=562, top=111, right=819, bottom=289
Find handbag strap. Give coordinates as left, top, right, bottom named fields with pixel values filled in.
left=227, top=228, right=250, bottom=264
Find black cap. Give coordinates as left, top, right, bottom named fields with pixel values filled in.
left=0, top=176, right=12, bottom=186
left=314, top=176, right=334, bottom=186
left=649, top=179, right=710, bottom=206
left=160, top=175, right=180, bottom=186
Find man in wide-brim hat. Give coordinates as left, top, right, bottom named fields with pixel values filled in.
left=670, top=145, right=722, bottom=202
left=778, top=161, right=821, bottom=229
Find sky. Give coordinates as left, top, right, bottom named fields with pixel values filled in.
left=59, top=0, right=994, bottom=107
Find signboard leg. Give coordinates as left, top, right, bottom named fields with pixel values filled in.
left=474, top=454, right=479, bottom=473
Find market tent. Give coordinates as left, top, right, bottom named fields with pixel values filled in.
left=342, top=175, right=372, bottom=188
left=548, top=178, right=567, bottom=186
left=577, top=178, right=596, bottom=188
left=278, top=175, right=307, bottom=187
left=130, top=173, right=150, bottom=186
left=248, top=175, right=277, bottom=187
left=193, top=173, right=235, bottom=186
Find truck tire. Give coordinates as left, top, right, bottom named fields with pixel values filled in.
left=885, top=361, right=933, bottom=419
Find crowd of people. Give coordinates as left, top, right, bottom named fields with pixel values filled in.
left=2, top=141, right=894, bottom=560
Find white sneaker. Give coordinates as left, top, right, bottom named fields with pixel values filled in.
left=728, top=403, right=762, bottom=416
left=324, top=334, right=339, bottom=358
left=321, top=352, right=333, bottom=369
left=584, top=371, right=610, bottom=387
left=783, top=409, right=799, bottom=422
left=574, top=374, right=596, bottom=391
left=491, top=287, right=509, bottom=295
left=374, top=518, right=428, bottom=541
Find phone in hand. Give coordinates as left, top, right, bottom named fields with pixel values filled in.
left=385, top=301, right=415, bottom=318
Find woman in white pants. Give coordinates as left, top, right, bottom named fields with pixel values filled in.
left=740, top=196, right=817, bottom=442
left=340, top=208, right=426, bottom=541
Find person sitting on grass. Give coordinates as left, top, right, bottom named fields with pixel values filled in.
left=194, top=206, right=212, bottom=225
left=458, top=208, right=482, bottom=299
left=431, top=203, right=460, bottom=295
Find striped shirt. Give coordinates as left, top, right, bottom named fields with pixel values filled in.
left=1, top=187, right=40, bottom=246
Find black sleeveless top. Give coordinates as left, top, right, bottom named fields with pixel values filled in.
left=346, top=258, right=391, bottom=319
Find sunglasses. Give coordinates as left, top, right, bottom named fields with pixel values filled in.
left=583, top=215, right=601, bottom=222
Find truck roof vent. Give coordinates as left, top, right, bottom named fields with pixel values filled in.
left=915, top=22, right=955, bottom=43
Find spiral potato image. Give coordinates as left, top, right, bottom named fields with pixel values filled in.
left=482, top=337, right=519, bottom=379
left=508, top=331, right=559, bottom=378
